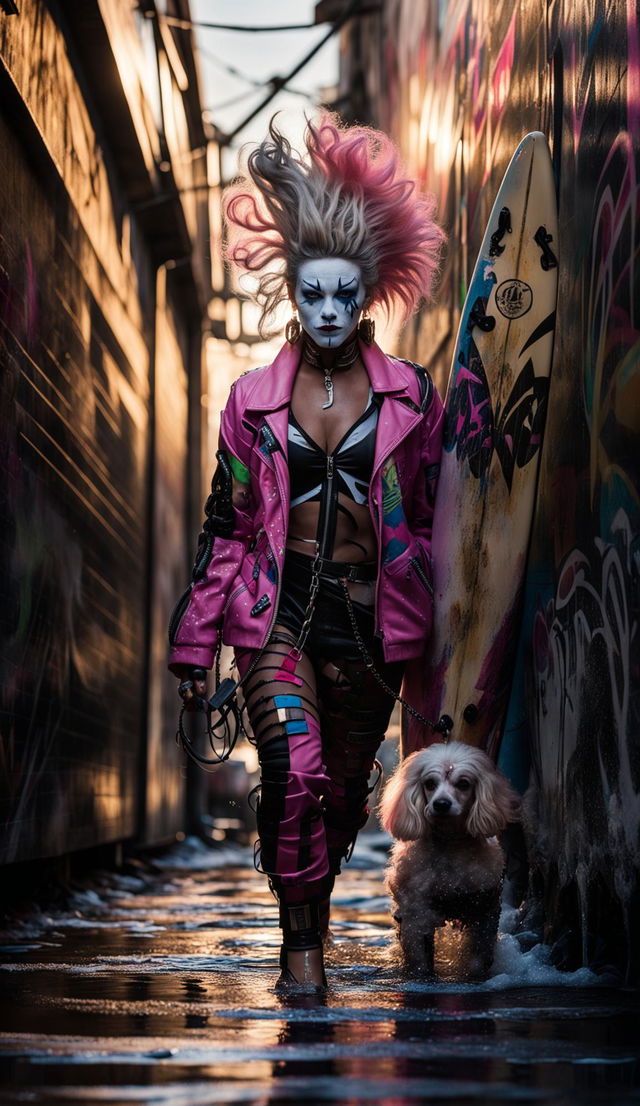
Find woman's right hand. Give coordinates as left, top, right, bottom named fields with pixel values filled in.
left=176, top=667, right=208, bottom=712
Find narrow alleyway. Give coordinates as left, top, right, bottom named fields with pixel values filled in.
left=0, top=836, right=638, bottom=1105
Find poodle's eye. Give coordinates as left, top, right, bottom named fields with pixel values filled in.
left=424, top=777, right=438, bottom=791
left=456, top=777, right=472, bottom=792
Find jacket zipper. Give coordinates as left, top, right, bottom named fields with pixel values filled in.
left=411, top=554, right=433, bottom=596
left=223, top=579, right=249, bottom=614
left=319, top=454, right=335, bottom=558
left=370, top=477, right=383, bottom=638
left=250, top=526, right=265, bottom=553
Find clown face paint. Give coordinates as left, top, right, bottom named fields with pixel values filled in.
left=294, top=258, right=366, bottom=348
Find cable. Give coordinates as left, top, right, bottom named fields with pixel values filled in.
left=197, top=46, right=314, bottom=107
left=208, top=87, right=262, bottom=112
left=209, top=83, right=313, bottom=112
left=141, top=4, right=381, bottom=35
left=197, top=45, right=265, bottom=89
left=220, top=0, right=362, bottom=145
left=165, top=17, right=319, bottom=33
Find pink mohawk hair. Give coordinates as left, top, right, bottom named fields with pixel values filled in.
left=306, top=116, right=444, bottom=317
left=223, top=113, right=444, bottom=333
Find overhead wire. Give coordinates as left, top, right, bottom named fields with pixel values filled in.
left=164, top=17, right=320, bottom=33
left=145, top=6, right=383, bottom=34
left=196, top=45, right=314, bottom=107
left=169, top=16, right=329, bottom=122
left=142, top=1, right=367, bottom=147
left=218, top=0, right=362, bottom=144
left=209, top=83, right=313, bottom=112
left=197, top=45, right=266, bottom=89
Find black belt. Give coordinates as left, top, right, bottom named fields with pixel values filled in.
left=317, top=557, right=377, bottom=583
left=284, top=549, right=377, bottom=583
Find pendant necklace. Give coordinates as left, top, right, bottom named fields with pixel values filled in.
left=322, top=366, right=335, bottom=409
left=302, top=334, right=359, bottom=409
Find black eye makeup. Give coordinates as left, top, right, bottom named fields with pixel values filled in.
left=336, top=277, right=360, bottom=310
left=301, top=279, right=323, bottom=303
left=299, top=277, right=361, bottom=302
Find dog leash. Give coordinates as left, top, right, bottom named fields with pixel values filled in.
left=339, top=578, right=453, bottom=739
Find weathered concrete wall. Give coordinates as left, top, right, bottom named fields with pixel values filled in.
left=0, top=1, right=211, bottom=861
left=340, top=0, right=639, bottom=977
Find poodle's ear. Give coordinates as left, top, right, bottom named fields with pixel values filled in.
left=466, top=766, right=521, bottom=838
left=378, top=755, right=428, bottom=840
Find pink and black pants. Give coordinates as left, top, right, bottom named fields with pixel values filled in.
left=236, top=550, right=403, bottom=950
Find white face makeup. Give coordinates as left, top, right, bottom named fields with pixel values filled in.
left=293, top=258, right=366, bottom=348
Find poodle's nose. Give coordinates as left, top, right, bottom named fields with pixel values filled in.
left=433, top=797, right=452, bottom=814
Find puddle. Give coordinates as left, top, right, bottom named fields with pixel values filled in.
left=0, top=835, right=637, bottom=1105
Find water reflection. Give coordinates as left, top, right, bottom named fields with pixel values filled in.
left=0, top=838, right=638, bottom=1105
left=182, top=979, right=209, bottom=1029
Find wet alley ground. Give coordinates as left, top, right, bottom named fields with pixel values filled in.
left=0, top=834, right=638, bottom=1106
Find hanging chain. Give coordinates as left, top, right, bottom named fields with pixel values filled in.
left=291, top=546, right=322, bottom=657
left=339, top=577, right=446, bottom=735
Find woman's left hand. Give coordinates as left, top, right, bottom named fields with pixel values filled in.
left=176, top=667, right=208, bottom=712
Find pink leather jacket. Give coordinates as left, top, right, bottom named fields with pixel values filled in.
left=168, top=339, right=444, bottom=672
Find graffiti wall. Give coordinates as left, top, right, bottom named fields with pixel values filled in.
left=343, top=0, right=640, bottom=975
left=525, top=0, right=639, bottom=976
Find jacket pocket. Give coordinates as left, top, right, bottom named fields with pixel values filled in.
left=223, top=578, right=250, bottom=616
left=382, top=544, right=416, bottom=577
left=222, top=543, right=262, bottom=616
left=222, top=561, right=276, bottom=647
left=381, top=542, right=434, bottom=646
left=383, top=544, right=432, bottom=591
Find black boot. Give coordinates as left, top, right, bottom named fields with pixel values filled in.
left=277, top=901, right=327, bottom=992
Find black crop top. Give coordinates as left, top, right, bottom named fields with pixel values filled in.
left=287, top=391, right=380, bottom=558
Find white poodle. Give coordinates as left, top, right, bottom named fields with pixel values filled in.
left=379, top=741, right=520, bottom=979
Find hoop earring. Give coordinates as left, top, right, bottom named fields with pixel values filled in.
left=358, top=310, right=375, bottom=346
left=285, top=311, right=301, bottom=345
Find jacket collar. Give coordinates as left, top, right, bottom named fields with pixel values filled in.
left=360, top=340, right=415, bottom=395
left=243, top=338, right=414, bottom=413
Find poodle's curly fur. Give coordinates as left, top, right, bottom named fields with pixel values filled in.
left=379, top=742, right=520, bottom=979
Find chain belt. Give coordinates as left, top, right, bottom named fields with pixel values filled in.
left=338, top=577, right=448, bottom=736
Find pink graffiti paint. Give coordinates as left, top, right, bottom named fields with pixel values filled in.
left=627, top=0, right=639, bottom=139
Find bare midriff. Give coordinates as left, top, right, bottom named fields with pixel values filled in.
left=286, top=355, right=378, bottom=604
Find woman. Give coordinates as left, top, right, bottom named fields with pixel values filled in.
left=168, top=114, right=445, bottom=991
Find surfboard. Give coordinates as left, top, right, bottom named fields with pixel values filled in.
left=404, top=131, right=558, bottom=760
